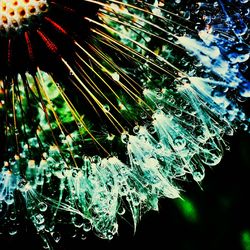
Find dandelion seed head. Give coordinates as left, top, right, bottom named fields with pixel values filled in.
left=0, top=0, right=48, bottom=31
left=0, top=0, right=249, bottom=245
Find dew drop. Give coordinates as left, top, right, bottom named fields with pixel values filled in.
left=192, top=168, right=205, bottom=182
left=121, top=133, right=129, bottom=144
left=52, top=231, right=61, bottom=243
left=38, top=202, right=48, bottom=212
left=5, top=193, right=14, bottom=205
left=173, top=136, right=186, bottom=151
left=72, top=215, right=84, bottom=228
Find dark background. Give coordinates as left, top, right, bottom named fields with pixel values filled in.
left=1, top=131, right=250, bottom=250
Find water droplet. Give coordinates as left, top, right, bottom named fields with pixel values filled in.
left=148, top=125, right=156, bottom=134
left=33, top=214, right=45, bottom=225
left=38, top=202, right=48, bottom=212
left=174, top=109, right=182, bottom=117
left=83, top=220, right=92, bottom=232
left=173, top=136, right=186, bottom=151
left=192, top=168, right=205, bottom=182
left=117, top=206, right=125, bottom=215
left=80, top=233, right=87, bottom=240
left=91, top=155, right=101, bottom=165
left=8, top=227, right=18, bottom=236
left=156, top=91, right=164, bottom=100
left=156, top=102, right=164, bottom=109
left=201, top=152, right=222, bottom=166
left=72, top=215, right=84, bottom=228
left=52, top=231, right=61, bottom=243
left=121, top=133, right=129, bottom=144
left=133, top=125, right=140, bottom=134
left=5, top=193, right=14, bottom=205
left=36, top=224, right=45, bottom=232
left=103, top=104, right=110, bottom=112
left=10, top=213, right=16, bottom=221
left=180, top=77, right=191, bottom=85
left=141, top=112, right=147, bottom=119
left=237, top=95, right=247, bottom=102
left=42, top=242, right=50, bottom=250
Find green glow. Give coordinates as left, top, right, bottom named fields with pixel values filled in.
left=242, top=231, right=250, bottom=250
left=176, top=197, right=198, bottom=223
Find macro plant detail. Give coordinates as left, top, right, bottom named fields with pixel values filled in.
left=0, top=0, right=249, bottom=248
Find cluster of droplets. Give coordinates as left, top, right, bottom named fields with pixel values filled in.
left=0, top=78, right=229, bottom=242
left=112, top=0, right=250, bottom=128
left=0, top=0, right=249, bottom=247
left=0, top=158, right=22, bottom=237
left=191, top=0, right=250, bottom=96
left=0, top=166, right=19, bottom=205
